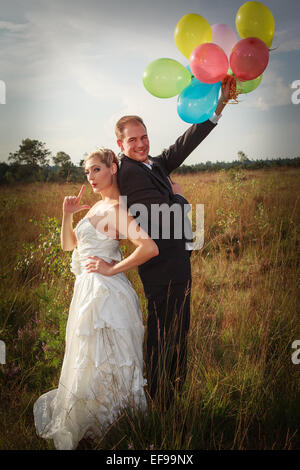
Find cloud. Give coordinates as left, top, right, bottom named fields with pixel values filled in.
left=0, top=20, right=27, bottom=32
left=243, top=67, right=291, bottom=111
left=273, top=29, right=300, bottom=53
left=278, top=38, right=300, bottom=53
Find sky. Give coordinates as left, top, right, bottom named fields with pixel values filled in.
left=0, top=0, right=300, bottom=166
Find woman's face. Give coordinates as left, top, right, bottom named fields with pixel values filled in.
left=84, top=157, right=114, bottom=193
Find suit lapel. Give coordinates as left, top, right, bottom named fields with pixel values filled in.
left=121, top=155, right=173, bottom=195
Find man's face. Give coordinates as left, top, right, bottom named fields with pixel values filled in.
left=117, top=122, right=150, bottom=163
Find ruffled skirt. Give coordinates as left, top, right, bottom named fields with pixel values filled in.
left=33, top=271, right=147, bottom=450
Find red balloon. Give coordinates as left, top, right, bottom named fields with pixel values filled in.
left=230, top=37, right=269, bottom=81
left=190, top=43, right=229, bottom=84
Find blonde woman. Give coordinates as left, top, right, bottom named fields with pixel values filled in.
left=33, top=148, right=158, bottom=450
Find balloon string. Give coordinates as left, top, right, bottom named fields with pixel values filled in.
left=222, top=98, right=239, bottom=105
left=224, top=100, right=239, bottom=105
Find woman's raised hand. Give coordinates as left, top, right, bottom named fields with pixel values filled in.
left=63, top=185, right=91, bottom=214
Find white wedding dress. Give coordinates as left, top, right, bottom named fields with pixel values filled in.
left=33, top=214, right=147, bottom=450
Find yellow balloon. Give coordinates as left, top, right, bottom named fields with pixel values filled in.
left=174, top=14, right=212, bottom=59
left=236, top=1, right=275, bottom=48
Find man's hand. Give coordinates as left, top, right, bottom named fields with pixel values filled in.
left=168, top=177, right=183, bottom=196
left=215, top=75, right=237, bottom=116
left=222, top=75, right=237, bottom=102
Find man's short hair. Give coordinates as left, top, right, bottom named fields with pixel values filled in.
left=115, top=115, right=147, bottom=141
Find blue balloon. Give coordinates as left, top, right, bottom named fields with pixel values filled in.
left=177, top=79, right=221, bottom=124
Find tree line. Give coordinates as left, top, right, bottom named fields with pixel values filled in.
left=1, top=138, right=299, bottom=185
left=0, top=138, right=86, bottom=184
left=172, top=156, right=300, bottom=174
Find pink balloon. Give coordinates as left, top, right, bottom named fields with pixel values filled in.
left=230, top=37, right=269, bottom=81
left=190, top=43, right=229, bottom=84
left=211, top=23, right=238, bottom=58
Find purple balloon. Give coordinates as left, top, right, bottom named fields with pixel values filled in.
left=211, top=23, right=238, bottom=58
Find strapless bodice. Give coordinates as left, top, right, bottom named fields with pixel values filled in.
left=70, top=216, right=122, bottom=276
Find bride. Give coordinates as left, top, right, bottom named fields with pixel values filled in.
left=33, top=148, right=158, bottom=450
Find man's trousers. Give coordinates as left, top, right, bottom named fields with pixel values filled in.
left=143, top=278, right=191, bottom=409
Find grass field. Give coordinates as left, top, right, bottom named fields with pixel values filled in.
left=0, top=166, right=299, bottom=450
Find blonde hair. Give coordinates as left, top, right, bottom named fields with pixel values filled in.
left=83, top=148, right=119, bottom=171
left=115, top=115, right=147, bottom=141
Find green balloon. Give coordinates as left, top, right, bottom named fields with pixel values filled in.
left=228, top=66, right=262, bottom=94
left=143, top=58, right=191, bottom=98
left=236, top=74, right=263, bottom=94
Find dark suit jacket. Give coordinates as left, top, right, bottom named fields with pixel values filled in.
left=117, top=119, right=217, bottom=286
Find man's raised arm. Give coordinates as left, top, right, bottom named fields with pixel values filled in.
left=156, top=75, right=236, bottom=174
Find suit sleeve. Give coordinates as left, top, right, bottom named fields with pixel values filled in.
left=156, top=119, right=217, bottom=175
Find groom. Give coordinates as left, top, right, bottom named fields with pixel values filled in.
left=116, top=77, right=235, bottom=408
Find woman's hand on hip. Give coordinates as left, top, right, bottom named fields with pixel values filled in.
left=85, top=256, right=116, bottom=276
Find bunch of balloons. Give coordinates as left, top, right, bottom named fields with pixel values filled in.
left=142, top=1, right=275, bottom=123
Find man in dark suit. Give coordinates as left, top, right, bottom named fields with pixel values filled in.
left=116, top=77, right=235, bottom=409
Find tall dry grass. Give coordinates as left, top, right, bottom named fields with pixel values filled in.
left=0, top=168, right=299, bottom=450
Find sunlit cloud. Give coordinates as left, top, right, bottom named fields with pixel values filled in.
left=273, top=29, right=300, bottom=53
left=245, top=70, right=291, bottom=111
